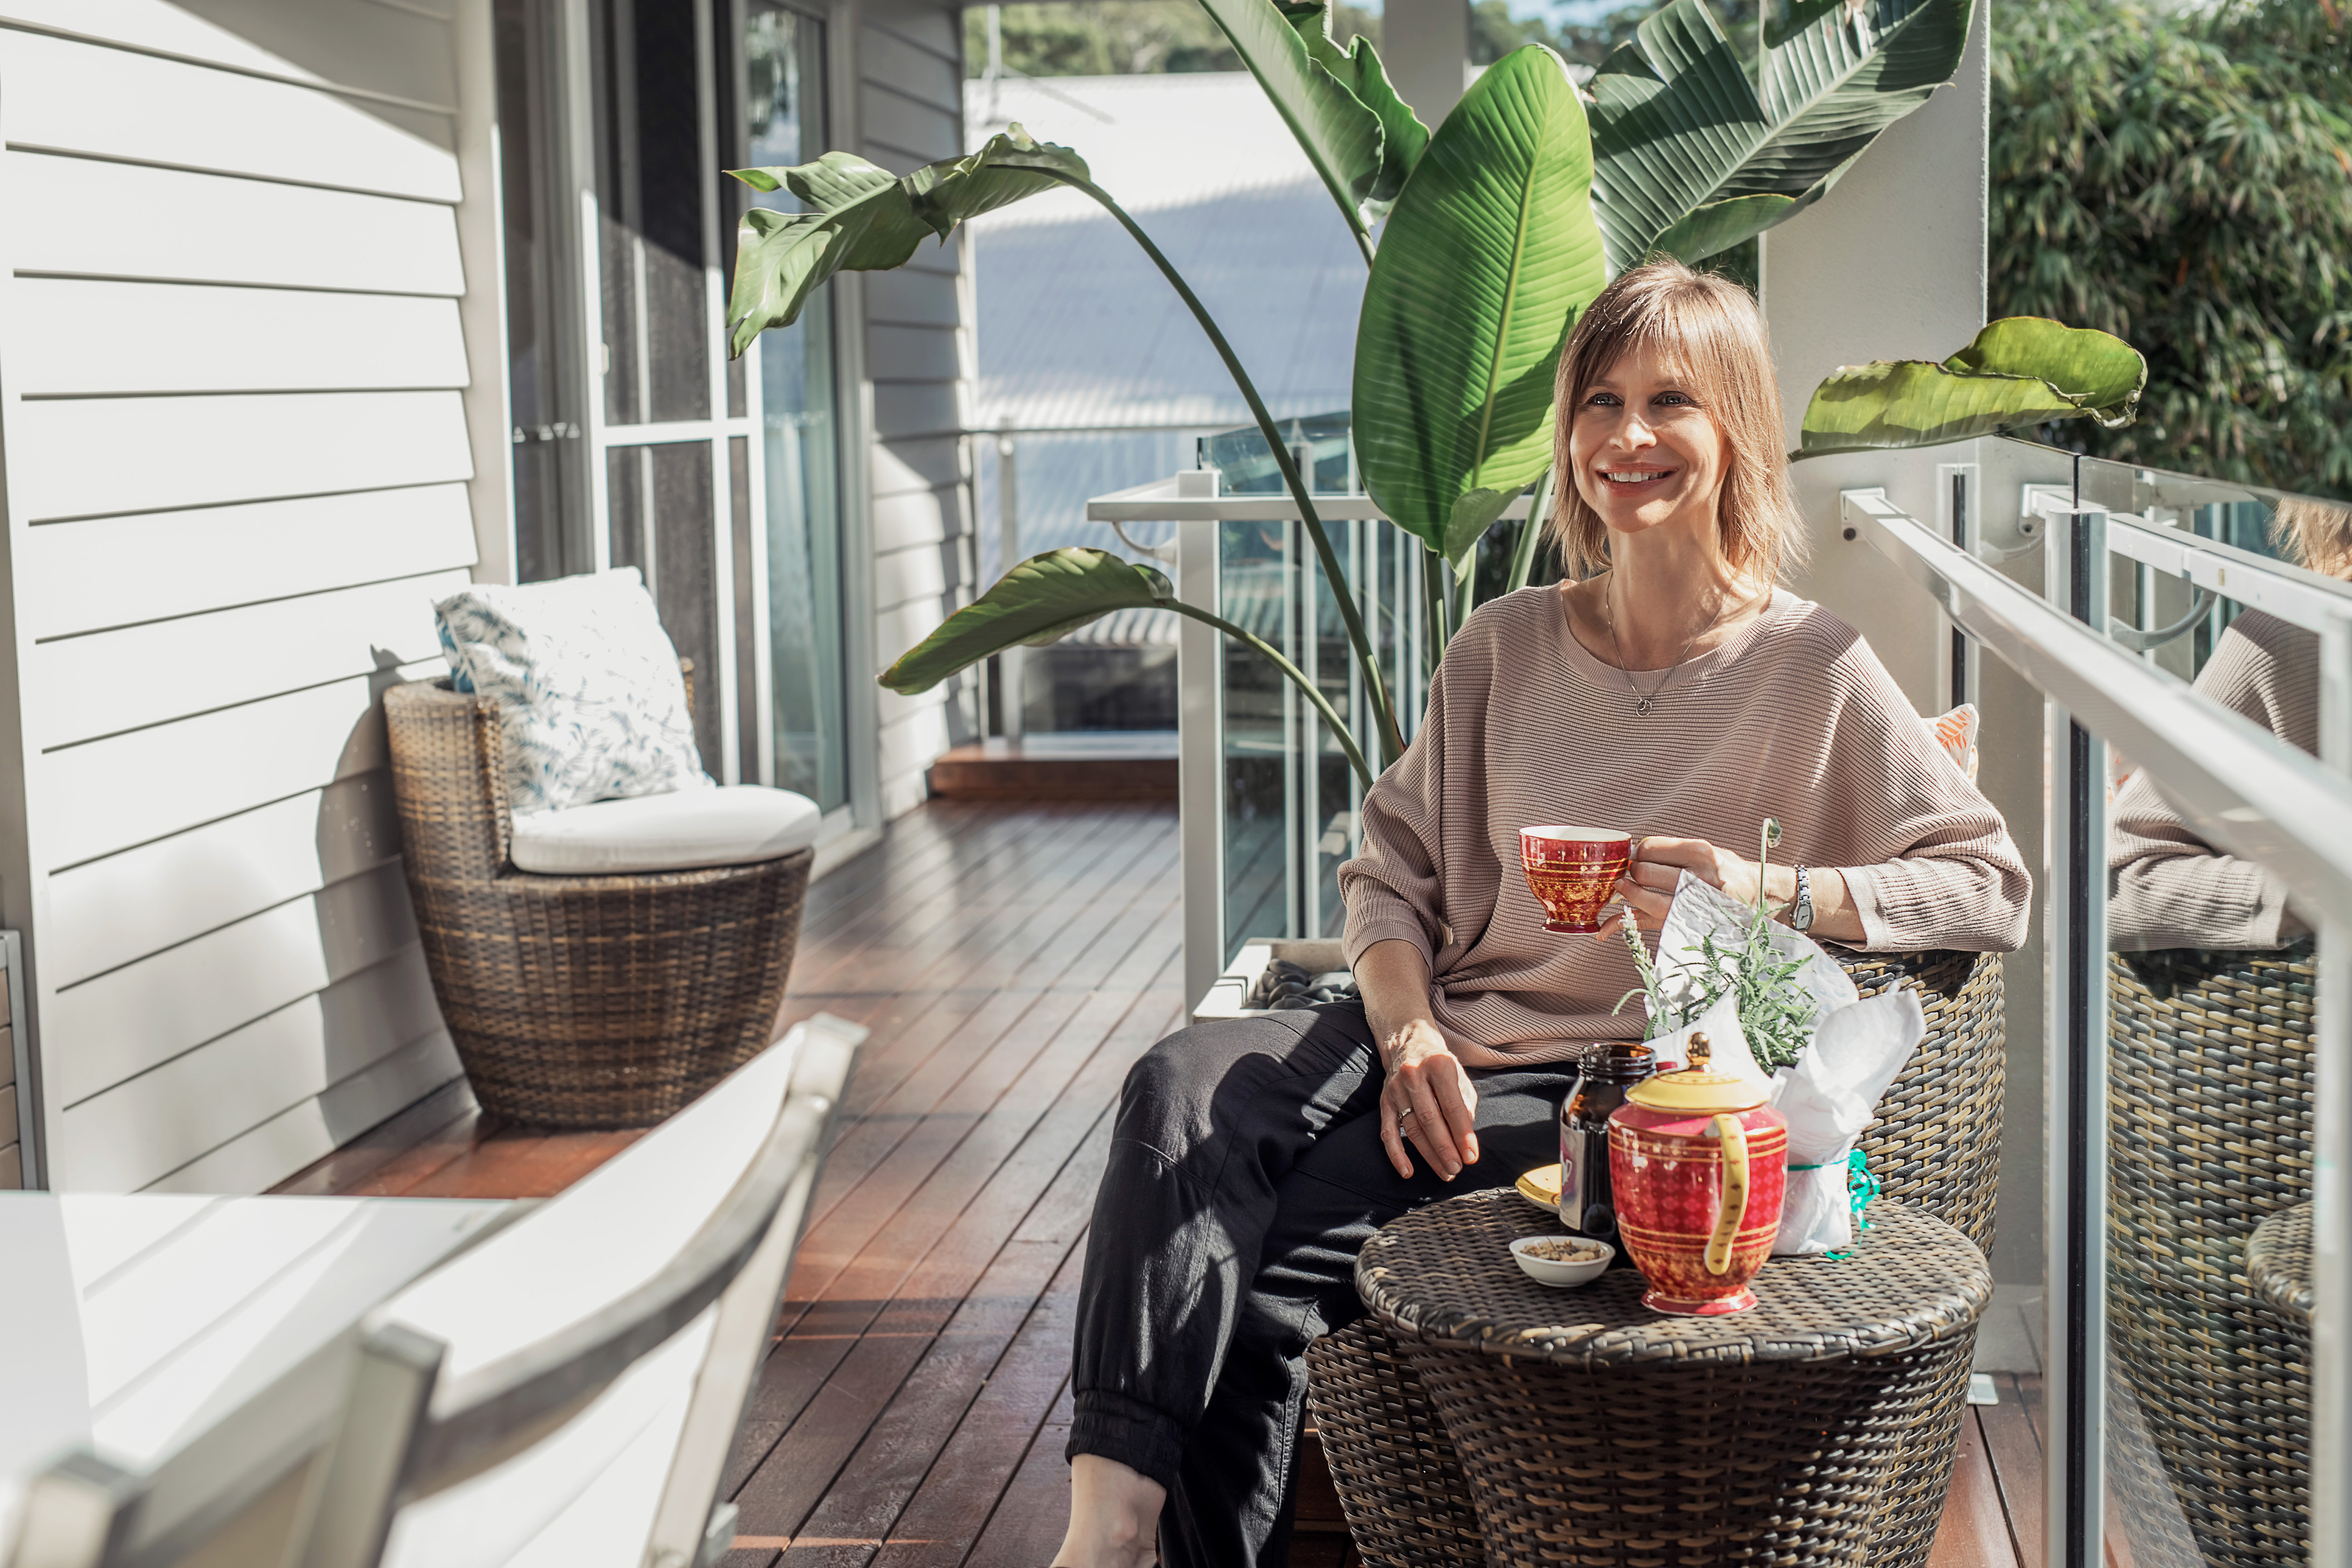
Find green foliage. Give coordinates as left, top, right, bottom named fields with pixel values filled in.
left=1473, top=0, right=1765, bottom=68
left=1799, top=317, right=2148, bottom=455
left=723, top=130, right=1087, bottom=353
left=963, top=0, right=1375, bottom=76
left=1588, top=0, right=1976, bottom=270
left=1352, top=45, right=1607, bottom=564
left=880, top=547, right=1172, bottom=693
left=1196, top=0, right=1392, bottom=239
left=1990, top=0, right=2352, bottom=497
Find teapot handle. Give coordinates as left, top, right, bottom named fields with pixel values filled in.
left=1706, top=1113, right=1749, bottom=1276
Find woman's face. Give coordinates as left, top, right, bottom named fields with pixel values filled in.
left=1566, top=344, right=1733, bottom=547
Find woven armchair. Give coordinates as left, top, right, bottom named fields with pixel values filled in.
left=384, top=678, right=814, bottom=1129
left=1307, top=947, right=2004, bottom=1568
left=2105, top=946, right=2313, bottom=1567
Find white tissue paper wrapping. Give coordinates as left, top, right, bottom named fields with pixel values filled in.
left=1640, top=872, right=1928, bottom=1256
left=1767, top=988, right=1926, bottom=1254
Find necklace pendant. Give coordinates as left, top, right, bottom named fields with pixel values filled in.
left=1635, top=695, right=1654, bottom=716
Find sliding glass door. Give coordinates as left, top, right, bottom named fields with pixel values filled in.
left=744, top=3, right=847, bottom=811
left=493, top=0, right=851, bottom=810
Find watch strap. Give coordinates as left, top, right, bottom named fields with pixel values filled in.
left=1791, top=865, right=1815, bottom=932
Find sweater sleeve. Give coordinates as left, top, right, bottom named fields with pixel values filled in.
left=1823, top=646, right=2033, bottom=953
left=2106, top=618, right=2313, bottom=950
left=1338, top=654, right=1458, bottom=971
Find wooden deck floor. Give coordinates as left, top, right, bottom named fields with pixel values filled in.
left=279, top=799, right=2037, bottom=1568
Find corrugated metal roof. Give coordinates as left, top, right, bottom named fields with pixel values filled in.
left=966, top=73, right=1365, bottom=432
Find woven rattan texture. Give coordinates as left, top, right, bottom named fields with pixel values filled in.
left=2106, top=950, right=2311, bottom=1568
left=1357, top=1193, right=1987, bottom=1367
left=1306, top=1322, right=1487, bottom=1565
left=2247, top=1204, right=2314, bottom=1329
left=1306, top=949, right=2002, bottom=1567
left=385, top=680, right=811, bottom=1129
left=1836, top=949, right=2004, bottom=1253
left=1351, top=1193, right=1982, bottom=1568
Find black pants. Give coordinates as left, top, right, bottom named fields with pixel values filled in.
left=1066, top=1000, right=1573, bottom=1566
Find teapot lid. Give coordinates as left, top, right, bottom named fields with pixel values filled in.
left=1623, top=1032, right=1769, bottom=1113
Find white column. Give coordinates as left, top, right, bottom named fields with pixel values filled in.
left=1761, top=0, right=1990, bottom=714
left=1381, top=0, right=1468, bottom=127
left=1178, top=473, right=1226, bottom=1012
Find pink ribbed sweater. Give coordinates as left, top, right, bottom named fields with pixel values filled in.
left=1337, top=585, right=2032, bottom=1068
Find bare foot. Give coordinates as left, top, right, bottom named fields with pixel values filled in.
left=1052, top=1453, right=1165, bottom=1568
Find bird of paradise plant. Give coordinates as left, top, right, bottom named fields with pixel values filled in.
left=723, top=0, right=2146, bottom=787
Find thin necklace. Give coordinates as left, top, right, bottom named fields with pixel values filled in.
left=1602, top=577, right=1728, bottom=716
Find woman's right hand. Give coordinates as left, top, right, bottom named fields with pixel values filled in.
left=1358, top=938, right=1480, bottom=1180
left=1377, top=1017, right=1480, bottom=1182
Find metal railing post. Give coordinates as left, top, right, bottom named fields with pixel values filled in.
left=2313, top=610, right=2352, bottom=1568
left=2041, top=495, right=2109, bottom=1568
left=1177, top=475, right=1225, bottom=1012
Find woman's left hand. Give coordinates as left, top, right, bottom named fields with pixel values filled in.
left=1605, top=836, right=1767, bottom=935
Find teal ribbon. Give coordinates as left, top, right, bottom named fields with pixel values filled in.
left=1788, top=1148, right=1879, bottom=1261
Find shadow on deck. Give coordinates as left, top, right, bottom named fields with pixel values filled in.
left=279, top=799, right=2032, bottom=1568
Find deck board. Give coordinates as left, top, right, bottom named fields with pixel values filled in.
left=277, top=799, right=2034, bottom=1568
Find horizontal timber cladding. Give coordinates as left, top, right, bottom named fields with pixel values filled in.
left=8, top=155, right=465, bottom=294
left=0, top=5, right=477, bottom=1190
left=13, top=281, right=470, bottom=397
left=44, top=777, right=401, bottom=990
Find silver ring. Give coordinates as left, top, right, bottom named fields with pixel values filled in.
left=1398, top=1106, right=1416, bottom=1126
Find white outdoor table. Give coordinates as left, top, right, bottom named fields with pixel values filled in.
left=0, top=1191, right=509, bottom=1548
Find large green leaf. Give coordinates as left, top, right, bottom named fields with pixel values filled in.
left=1590, top=0, right=1973, bottom=270
left=1351, top=45, right=1605, bottom=564
left=1798, top=317, right=2148, bottom=455
left=880, top=548, right=1172, bottom=694
left=1198, top=0, right=1386, bottom=240
left=726, top=128, right=1087, bottom=355
left=1279, top=1, right=1428, bottom=220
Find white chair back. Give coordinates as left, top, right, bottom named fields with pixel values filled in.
left=292, top=1014, right=862, bottom=1568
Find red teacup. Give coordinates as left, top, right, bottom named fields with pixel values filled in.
left=1519, top=826, right=1635, bottom=933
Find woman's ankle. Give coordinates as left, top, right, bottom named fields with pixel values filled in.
left=1054, top=1453, right=1165, bottom=1567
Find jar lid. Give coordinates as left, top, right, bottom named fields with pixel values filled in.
left=1577, top=1041, right=1656, bottom=1083
left=1622, top=1032, right=1768, bottom=1113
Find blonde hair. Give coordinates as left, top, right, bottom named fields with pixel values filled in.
left=1547, top=258, right=1805, bottom=582
left=2271, top=496, right=2352, bottom=581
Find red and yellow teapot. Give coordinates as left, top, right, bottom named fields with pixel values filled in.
left=1606, top=1032, right=1787, bottom=1315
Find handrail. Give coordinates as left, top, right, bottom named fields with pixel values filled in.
left=2027, top=483, right=2352, bottom=639
left=1842, top=488, right=2352, bottom=930
left=1086, top=473, right=1531, bottom=526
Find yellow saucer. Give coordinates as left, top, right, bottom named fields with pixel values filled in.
left=1516, top=1163, right=1562, bottom=1211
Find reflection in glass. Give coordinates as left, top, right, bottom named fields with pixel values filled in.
left=595, top=0, right=710, bottom=427
left=748, top=3, right=847, bottom=811
left=2100, top=487, right=2345, bottom=1567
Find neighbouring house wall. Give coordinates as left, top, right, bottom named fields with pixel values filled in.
left=0, top=0, right=482, bottom=1192
left=855, top=0, right=978, bottom=818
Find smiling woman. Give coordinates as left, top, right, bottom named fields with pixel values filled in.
left=1046, top=258, right=2034, bottom=1568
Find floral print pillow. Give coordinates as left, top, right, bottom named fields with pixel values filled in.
left=433, top=568, right=711, bottom=815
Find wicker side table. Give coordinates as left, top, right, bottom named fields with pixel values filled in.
left=1344, top=1190, right=1988, bottom=1568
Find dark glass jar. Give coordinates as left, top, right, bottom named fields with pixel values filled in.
left=1559, top=1041, right=1656, bottom=1241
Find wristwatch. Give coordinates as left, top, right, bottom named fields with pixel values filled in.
left=1790, top=865, right=1815, bottom=932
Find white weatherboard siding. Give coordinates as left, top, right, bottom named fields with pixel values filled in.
left=860, top=0, right=975, bottom=818
left=0, top=3, right=486, bottom=1192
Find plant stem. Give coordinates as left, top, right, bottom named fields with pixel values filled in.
left=1066, top=176, right=1406, bottom=768
left=1506, top=469, right=1554, bottom=593
left=1163, top=601, right=1373, bottom=788
left=1453, top=537, right=1477, bottom=629
left=1420, top=547, right=1449, bottom=674
left=1352, top=226, right=1375, bottom=268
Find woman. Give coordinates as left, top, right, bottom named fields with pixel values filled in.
left=2109, top=494, right=2347, bottom=950
left=1054, top=260, right=2031, bottom=1568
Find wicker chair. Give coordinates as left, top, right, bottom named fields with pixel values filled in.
left=384, top=677, right=814, bottom=1129
left=2105, top=946, right=2314, bottom=1568
left=1307, top=947, right=2004, bottom=1568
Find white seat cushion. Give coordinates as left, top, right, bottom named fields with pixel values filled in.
left=508, top=785, right=821, bottom=875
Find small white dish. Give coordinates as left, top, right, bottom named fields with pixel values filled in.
left=1510, top=1235, right=1614, bottom=1288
